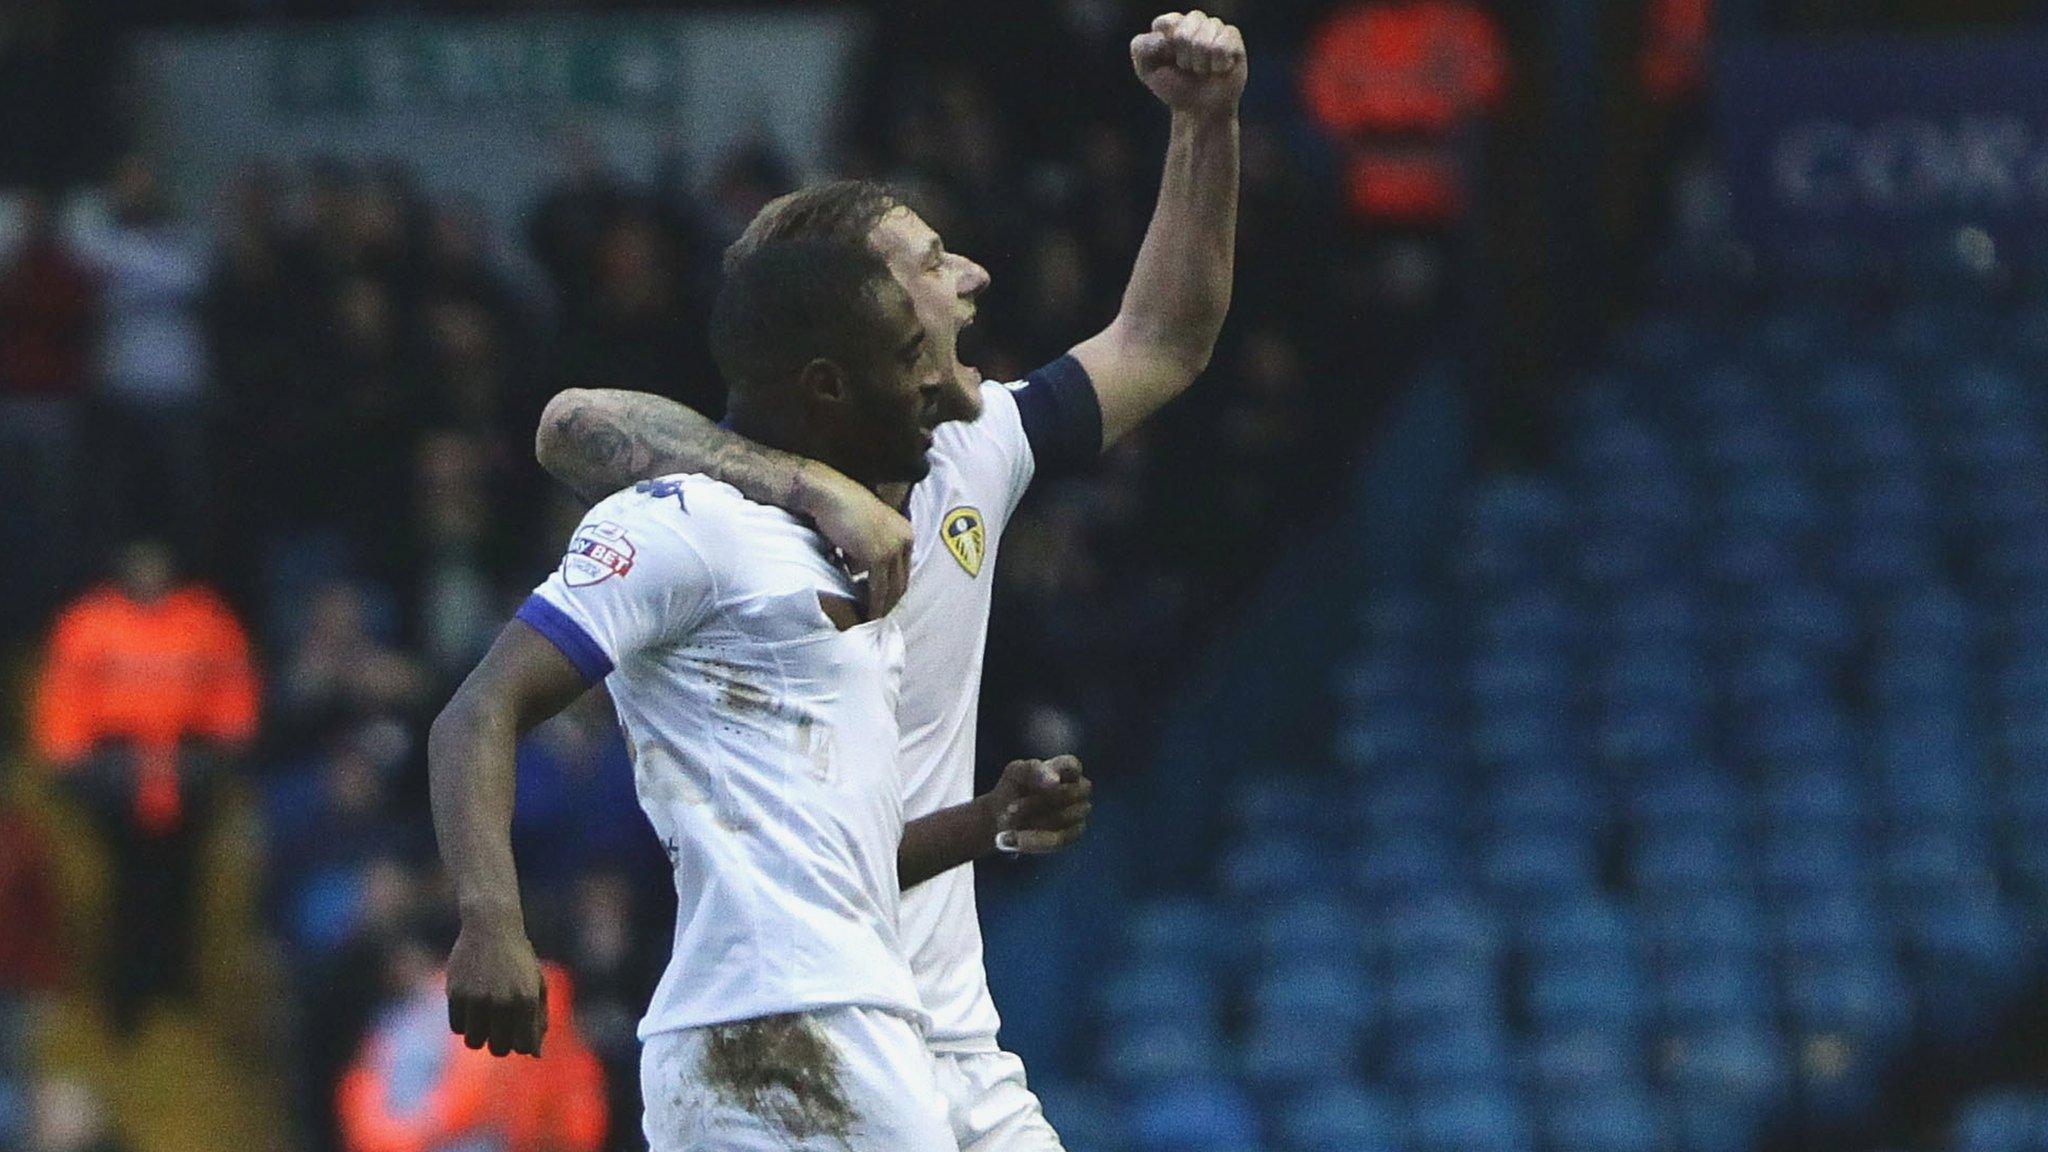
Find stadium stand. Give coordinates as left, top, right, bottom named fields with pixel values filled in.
left=1072, top=232, right=2048, bottom=1151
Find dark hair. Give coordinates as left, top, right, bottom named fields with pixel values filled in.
left=723, top=179, right=901, bottom=272
left=710, top=237, right=901, bottom=404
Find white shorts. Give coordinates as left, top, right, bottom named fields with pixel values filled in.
left=932, top=1049, right=1067, bottom=1152
left=641, top=1007, right=957, bottom=1152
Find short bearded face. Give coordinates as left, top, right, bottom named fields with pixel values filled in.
left=867, top=207, right=991, bottom=425
left=837, top=280, right=946, bottom=485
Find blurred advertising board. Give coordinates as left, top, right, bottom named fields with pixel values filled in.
left=132, top=11, right=862, bottom=229
left=1715, top=36, right=2048, bottom=248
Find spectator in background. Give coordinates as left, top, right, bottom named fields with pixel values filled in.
left=262, top=721, right=420, bottom=962
left=1301, top=0, right=1508, bottom=229
left=271, top=582, right=430, bottom=758
left=550, top=209, right=719, bottom=418
left=541, top=873, right=653, bottom=1152
left=22, top=1078, right=131, bottom=1152
left=69, top=155, right=216, bottom=563
left=29, top=538, right=259, bottom=1035
left=336, top=959, right=606, bottom=1152
left=410, top=432, right=504, bottom=680
left=0, top=785, right=63, bottom=1108
left=287, top=857, right=435, bottom=1152
left=510, top=692, right=655, bottom=904
left=0, top=190, right=95, bottom=632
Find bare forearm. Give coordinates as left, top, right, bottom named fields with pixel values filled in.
left=1118, top=109, right=1239, bottom=365
left=429, top=701, right=527, bottom=928
left=899, top=796, right=999, bottom=890
left=537, top=388, right=845, bottom=514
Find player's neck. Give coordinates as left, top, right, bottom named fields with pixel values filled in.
left=875, top=482, right=912, bottom=511
left=726, top=405, right=829, bottom=475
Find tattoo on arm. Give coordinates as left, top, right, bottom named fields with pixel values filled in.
left=539, top=388, right=831, bottom=517
left=540, top=390, right=713, bottom=506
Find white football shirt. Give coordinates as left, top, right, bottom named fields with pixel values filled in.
left=519, top=475, right=924, bottom=1040
left=893, top=364, right=1099, bottom=1052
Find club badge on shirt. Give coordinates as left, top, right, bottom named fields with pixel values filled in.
left=564, top=521, right=636, bottom=586
left=943, top=507, right=985, bottom=577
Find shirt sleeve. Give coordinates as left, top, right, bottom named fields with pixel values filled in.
left=1007, top=354, right=1103, bottom=482
left=518, top=504, right=716, bottom=684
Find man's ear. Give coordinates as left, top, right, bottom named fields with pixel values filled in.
left=799, top=357, right=849, bottom=404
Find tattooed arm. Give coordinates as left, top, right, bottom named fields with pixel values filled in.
left=536, top=389, right=916, bottom=613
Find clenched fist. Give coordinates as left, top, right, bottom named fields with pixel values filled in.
left=1131, top=11, right=1248, bottom=116
left=446, top=916, right=548, bottom=1057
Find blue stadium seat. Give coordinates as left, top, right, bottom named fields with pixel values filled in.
left=1409, top=1088, right=1534, bottom=1152
left=1384, top=959, right=1500, bottom=1029
left=1883, top=831, right=1993, bottom=894
left=1098, top=963, right=1221, bottom=1029
left=1596, top=708, right=1702, bottom=767
left=1125, top=897, right=1242, bottom=975
left=1736, top=585, right=1856, bottom=656
left=1227, top=776, right=1326, bottom=837
left=1238, top=1010, right=1351, bottom=1096
left=1784, top=959, right=1913, bottom=1042
left=1661, top=1027, right=1790, bottom=1112
left=1379, top=895, right=1502, bottom=963
left=1631, top=828, right=1747, bottom=892
left=1542, top=1089, right=1664, bottom=1152
left=1671, top=1100, right=1768, bottom=1152
left=1747, top=706, right=1858, bottom=771
left=1774, top=892, right=1887, bottom=958
left=1518, top=898, right=1638, bottom=961
left=1472, top=705, right=1581, bottom=763
left=1469, top=650, right=1573, bottom=705
left=1599, top=651, right=1712, bottom=716
left=1725, top=647, right=1824, bottom=709
left=1351, top=834, right=1459, bottom=897
left=1873, top=583, right=1971, bottom=641
left=1757, top=831, right=1864, bottom=893
left=1523, top=1027, right=1642, bottom=1095
left=1866, top=655, right=1970, bottom=711
left=1100, top=1020, right=1227, bottom=1087
left=1645, top=895, right=1769, bottom=961
left=1334, top=715, right=1436, bottom=774
left=1600, top=589, right=1704, bottom=645
left=1846, top=477, right=1938, bottom=533
left=1629, top=773, right=1745, bottom=832
left=1247, top=962, right=1376, bottom=1033
left=1126, top=1077, right=1262, bottom=1152
left=1658, top=958, right=1777, bottom=1028
left=1253, top=897, right=1368, bottom=966
left=1702, top=534, right=1801, bottom=589
left=1525, top=960, right=1650, bottom=1034
left=1479, top=831, right=1594, bottom=901
left=1220, top=838, right=1331, bottom=902
left=1950, top=1090, right=2048, bottom=1152
left=1034, top=1081, right=1127, bottom=1152
left=1481, top=770, right=1603, bottom=837
left=1759, top=767, right=1866, bottom=831
left=1274, top=1084, right=1403, bottom=1152
left=1901, top=897, right=2027, bottom=978
left=1475, top=588, right=1576, bottom=646
left=1388, top=1017, right=1514, bottom=1087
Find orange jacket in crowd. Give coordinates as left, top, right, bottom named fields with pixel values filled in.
left=1642, top=0, right=1710, bottom=103
left=337, top=964, right=608, bottom=1152
left=1301, top=0, right=1508, bottom=224
left=29, top=582, right=260, bottom=832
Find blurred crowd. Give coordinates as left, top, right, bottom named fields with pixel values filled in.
left=0, top=3, right=1421, bottom=1150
